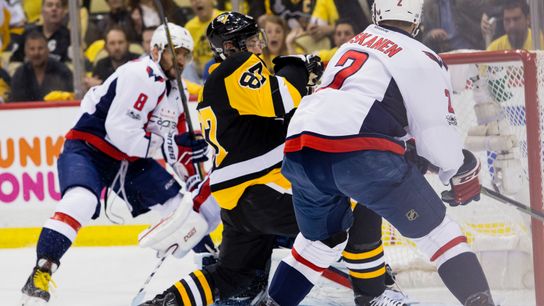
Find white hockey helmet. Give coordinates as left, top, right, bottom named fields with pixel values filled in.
left=150, top=22, right=194, bottom=61
left=372, top=0, right=423, bottom=36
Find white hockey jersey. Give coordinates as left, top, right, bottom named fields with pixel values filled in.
left=285, top=25, right=464, bottom=182
left=66, top=56, right=189, bottom=161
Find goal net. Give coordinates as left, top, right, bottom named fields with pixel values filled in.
left=381, top=50, right=544, bottom=302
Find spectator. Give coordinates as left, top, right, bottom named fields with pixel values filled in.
left=0, top=66, right=10, bottom=102
left=0, top=0, right=10, bottom=52
left=84, top=26, right=139, bottom=88
left=487, top=0, right=544, bottom=51
left=129, top=0, right=187, bottom=29
left=85, top=0, right=139, bottom=46
left=184, top=0, right=223, bottom=81
left=422, top=0, right=493, bottom=53
left=261, top=15, right=288, bottom=71
left=11, top=0, right=71, bottom=62
left=140, top=26, right=157, bottom=58
left=216, top=0, right=265, bottom=19
left=481, top=0, right=508, bottom=46
left=9, top=30, right=73, bottom=102
left=263, top=0, right=316, bottom=30
left=315, top=19, right=356, bottom=65
left=307, top=0, right=369, bottom=42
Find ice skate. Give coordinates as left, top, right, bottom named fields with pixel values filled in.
left=355, top=289, right=410, bottom=306
left=139, top=291, right=178, bottom=306
left=20, top=259, right=57, bottom=305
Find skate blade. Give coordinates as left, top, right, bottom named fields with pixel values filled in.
left=20, top=294, right=48, bottom=306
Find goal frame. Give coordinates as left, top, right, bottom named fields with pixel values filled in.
left=441, top=50, right=544, bottom=306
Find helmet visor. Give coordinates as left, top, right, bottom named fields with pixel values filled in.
left=244, top=29, right=267, bottom=51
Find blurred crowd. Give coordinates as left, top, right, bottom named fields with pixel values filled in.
left=0, top=0, right=541, bottom=103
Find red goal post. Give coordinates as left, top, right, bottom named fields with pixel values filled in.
left=441, top=50, right=543, bottom=305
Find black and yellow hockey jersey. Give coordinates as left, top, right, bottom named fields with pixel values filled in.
left=197, top=52, right=307, bottom=210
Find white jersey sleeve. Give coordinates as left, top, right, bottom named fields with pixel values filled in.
left=388, top=52, right=463, bottom=182
left=103, top=61, right=166, bottom=158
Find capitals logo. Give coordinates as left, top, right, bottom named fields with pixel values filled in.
left=146, top=66, right=165, bottom=82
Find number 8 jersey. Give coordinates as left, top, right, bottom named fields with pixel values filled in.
left=285, top=24, right=464, bottom=180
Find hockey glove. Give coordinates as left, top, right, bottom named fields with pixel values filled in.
left=441, top=149, right=482, bottom=206
left=273, top=54, right=324, bottom=86
left=405, top=139, right=430, bottom=174
left=174, top=132, right=209, bottom=164
left=170, top=132, right=208, bottom=188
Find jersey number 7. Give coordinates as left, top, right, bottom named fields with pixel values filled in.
left=322, top=50, right=369, bottom=90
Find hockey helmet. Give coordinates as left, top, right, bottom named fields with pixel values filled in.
left=150, top=22, right=194, bottom=62
left=372, top=0, right=423, bottom=36
left=206, top=12, right=263, bottom=61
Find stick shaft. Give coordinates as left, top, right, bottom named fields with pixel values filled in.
left=153, top=0, right=205, bottom=179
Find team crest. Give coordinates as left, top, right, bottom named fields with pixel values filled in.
left=217, top=14, right=229, bottom=24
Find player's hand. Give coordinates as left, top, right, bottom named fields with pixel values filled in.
left=273, top=54, right=323, bottom=86
left=441, top=149, right=481, bottom=206
left=303, top=54, right=324, bottom=86
left=174, top=132, right=209, bottom=164
left=429, top=29, right=448, bottom=41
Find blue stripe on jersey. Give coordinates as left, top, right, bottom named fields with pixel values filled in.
left=72, top=78, right=118, bottom=138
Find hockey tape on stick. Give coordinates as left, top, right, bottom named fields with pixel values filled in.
left=153, top=0, right=205, bottom=180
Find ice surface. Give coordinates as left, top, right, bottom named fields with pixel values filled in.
left=0, top=246, right=535, bottom=306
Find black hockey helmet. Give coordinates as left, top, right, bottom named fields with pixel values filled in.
left=206, top=12, right=262, bottom=61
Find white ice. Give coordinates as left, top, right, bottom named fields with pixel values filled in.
left=0, top=246, right=535, bottom=306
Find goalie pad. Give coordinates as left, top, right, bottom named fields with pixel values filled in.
left=139, top=192, right=209, bottom=258
left=441, top=150, right=481, bottom=206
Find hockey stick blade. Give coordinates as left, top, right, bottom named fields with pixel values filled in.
left=481, top=186, right=544, bottom=222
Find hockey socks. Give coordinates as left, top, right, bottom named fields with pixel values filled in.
left=438, top=252, right=493, bottom=305
left=36, top=227, right=72, bottom=265
left=268, top=261, right=315, bottom=306
left=167, top=270, right=214, bottom=306
left=343, top=242, right=386, bottom=298
left=268, top=233, right=347, bottom=305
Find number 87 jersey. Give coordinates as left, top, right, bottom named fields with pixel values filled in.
left=285, top=24, right=464, bottom=177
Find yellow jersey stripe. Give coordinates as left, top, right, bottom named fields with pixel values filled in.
left=343, top=245, right=383, bottom=260
left=174, top=281, right=191, bottom=305
left=349, top=266, right=386, bottom=279
left=194, top=270, right=213, bottom=305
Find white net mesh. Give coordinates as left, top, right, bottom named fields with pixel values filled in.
left=382, top=51, right=544, bottom=291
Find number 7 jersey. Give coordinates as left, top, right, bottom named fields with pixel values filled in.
left=285, top=24, right=464, bottom=178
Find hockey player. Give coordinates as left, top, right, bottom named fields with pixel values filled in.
left=265, top=1, right=496, bottom=306
left=20, top=23, right=219, bottom=305
left=142, top=12, right=409, bottom=306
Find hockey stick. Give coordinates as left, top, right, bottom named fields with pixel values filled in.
left=153, top=0, right=206, bottom=180
left=131, top=245, right=177, bottom=306
left=481, top=186, right=544, bottom=222
left=425, top=162, right=544, bottom=222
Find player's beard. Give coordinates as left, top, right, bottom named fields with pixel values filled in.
left=160, top=60, right=182, bottom=80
